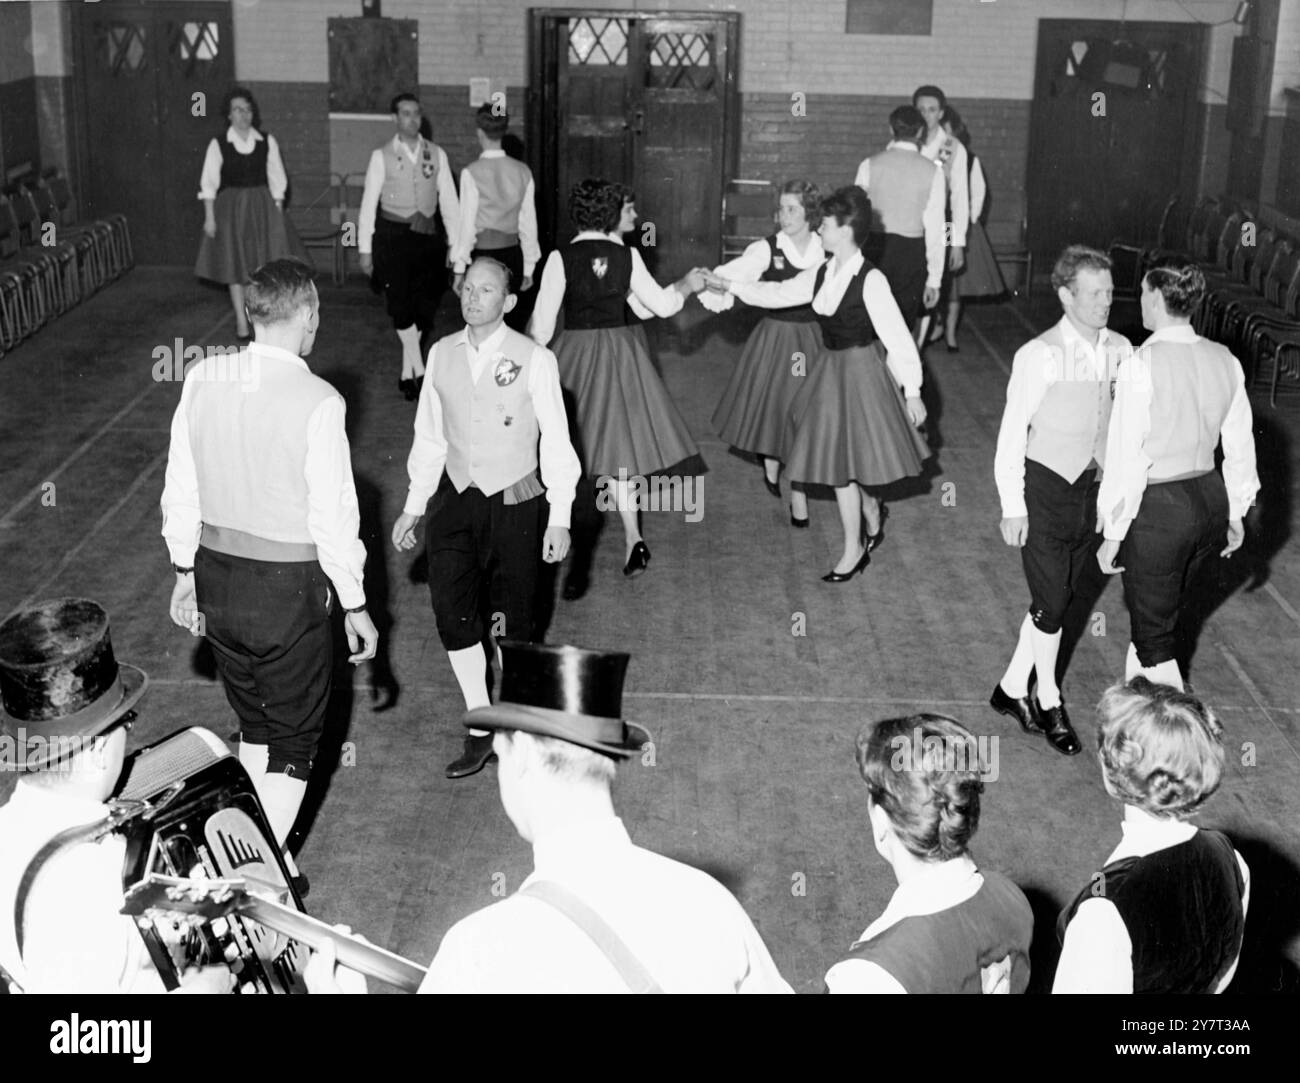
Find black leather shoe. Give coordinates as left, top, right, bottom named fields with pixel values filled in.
left=990, top=683, right=1043, bottom=734
left=562, top=569, right=589, bottom=600
left=791, top=514, right=810, bottom=529
left=445, top=734, right=497, bottom=778
left=1037, top=701, right=1082, bottom=756
left=623, top=540, right=651, bottom=578
left=821, top=547, right=870, bottom=582
left=399, top=378, right=418, bottom=402
left=763, top=470, right=781, bottom=498
left=864, top=504, right=888, bottom=553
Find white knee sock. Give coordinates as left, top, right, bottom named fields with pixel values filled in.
left=1000, top=614, right=1036, bottom=697
left=238, top=740, right=305, bottom=851
left=447, top=644, right=491, bottom=736
left=1029, top=625, right=1063, bottom=709
left=396, top=325, right=422, bottom=379
left=1125, top=642, right=1185, bottom=689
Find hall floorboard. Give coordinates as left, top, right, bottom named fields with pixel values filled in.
left=2, top=268, right=1297, bottom=993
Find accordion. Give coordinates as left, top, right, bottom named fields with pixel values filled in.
left=114, top=726, right=309, bottom=993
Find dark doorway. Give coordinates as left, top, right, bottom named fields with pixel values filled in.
left=1027, top=19, right=1205, bottom=264
left=74, top=1, right=234, bottom=265
left=528, top=9, right=740, bottom=280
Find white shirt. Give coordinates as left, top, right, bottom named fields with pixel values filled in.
left=993, top=317, right=1132, bottom=519
left=197, top=127, right=287, bottom=202
left=528, top=232, right=686, bottom=346
left=405, top=323, right=578, bottom=528
left=419, top=816, right=792, bottom=993
left=824, top=855, right=984, bottom=993
left=1098, top=324, right=1259, bottom=540
left=699, top=231, right=825, bottom=313
left=451, top=150, right=541, bottom=277
left=1053, top=807, right=1251, bottom=994
left=969, top=154, right=988, bottom=222
left=160, top=342, right=368, bottom=609
left=0, top=781, right=161, bottom=993
left=853, top=142, right=947, bottom=290
left=921, top=128, right=969, bottom=248
left=357, top=136, right=460, bottom=256
left=728, top=250, right=924, bottom=397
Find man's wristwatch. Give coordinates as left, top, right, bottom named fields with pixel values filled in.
left=172, top=564, right=194, bottom=575
left=344, top=604, right=367, bottom=614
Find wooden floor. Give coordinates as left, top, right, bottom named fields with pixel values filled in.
left=2, top=268, right=1298, bottom=993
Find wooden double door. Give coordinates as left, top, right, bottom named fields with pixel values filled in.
left=1027, top=19, right=1205, bottom=264
left=74, top=1, right=234, bottom=265
left=529, top=9, right=740, bottom=281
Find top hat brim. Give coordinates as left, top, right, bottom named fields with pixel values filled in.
left=464, top=702, right=649, bottom=759
left=2, top=663, right=148, bottom=771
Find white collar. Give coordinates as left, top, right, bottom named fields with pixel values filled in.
left=480, top=149, right=506, bottom=159
left=856, top=854, right=982, bottom=943
left=225, top=126, right=263, bottom=146
left=1057, top=315, right=1112, bottom=352
left=573, top=230, right=613, bottom=243
left=531, top=816, right=631, bottom=875
left=1108, top=805, right=1199, bottom=864
left=1142, top=323, right=1199, bottom=346
left=247, top=341, right=308, bottom=372
left=772, top=231, right=824, bottom=269
left=885, top=140, right=921, bottom=153
left=458, top=322, right=509, bottom=355
left=392, top=134, right=426, bottom=159
left=822, top=248, right=864, bottom=283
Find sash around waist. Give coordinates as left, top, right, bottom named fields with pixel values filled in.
left=1148, top=468, right=1214, bottom=486
left=474, top=229, right=519, bottom=250
left=201, top=523, right=318, bottom=562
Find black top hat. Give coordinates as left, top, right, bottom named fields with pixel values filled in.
left=0, top=598, right=148, bottom=771
left=464, top=642, right=648, bottom=758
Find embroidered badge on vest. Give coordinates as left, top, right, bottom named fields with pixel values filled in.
left=421, top=145, right=437, bottom=179
left=493, top=354, right=521, bottom=386
left=773, top=254, right=786, bottom=271
left=591, top=257, right=609, bottom=279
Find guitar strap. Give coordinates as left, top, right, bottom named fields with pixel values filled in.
left=518, top=880, right=664, bottom=994
left=14, top=814, right=118, bottom=962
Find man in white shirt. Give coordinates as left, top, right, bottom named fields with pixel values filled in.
left=308, top=641, right=792, bottom=993
left=391, top=258, right=580, bottom=779
left=992, top=246, right=1133, bottom=755
left=161, top=259, right=378, bottom=861
left=357, top=93, right=461, bottom=399
left=854, top=104, right=945, bottom=329
left=0, top=598, right=230, bottom=994
left=450, top=103, right=541, bottom=332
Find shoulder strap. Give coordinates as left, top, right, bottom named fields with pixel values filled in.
left=518, top=880, right=664, bottom=994
left=14, top=816, right=117, bottom=961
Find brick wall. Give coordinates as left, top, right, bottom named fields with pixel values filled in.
left=229, top=0, right=1242, bottom=102
left=738, top=93, right=1030, bottom=239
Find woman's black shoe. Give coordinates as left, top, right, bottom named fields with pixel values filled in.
left=821, top=547, right=870, bottom=582
left=399, top=378, right=417, bottom=401
left=791, top=514, right=810, bottom=529
left=623, top=541, right=651, bottom=578
left=864, top=504, right=888, bottom=553
left=763, top=471, right=781, bottom=499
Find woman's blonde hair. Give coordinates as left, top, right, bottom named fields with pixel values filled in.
left=1096, top=677, right=1225, bottom=819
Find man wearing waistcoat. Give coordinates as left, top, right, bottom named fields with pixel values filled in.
left=451, top=104, right=540, bottom=332
left=854, top=105, right=945, bottom=329
left=392, top=257, right=581, bottom=779
left=358, top=93, right=461, bottom=401
left=991, top=246, right=1133, bottom=755
left=162, top=259, right=379, bottom=865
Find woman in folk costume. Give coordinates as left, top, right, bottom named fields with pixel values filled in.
left=529, top=179, right=705, bottom=586
left=932, top=106, right=1007, bottom=352
left=704, top=180, right=826, bottom=527
left=709, top=186, right=929, bottom=582
left=194, top=86, right=309, bottom=339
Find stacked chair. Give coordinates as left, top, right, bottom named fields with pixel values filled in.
left=0, top=167, right=133, bottom=356
left=1112, top=194, right=1300, bottom=407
